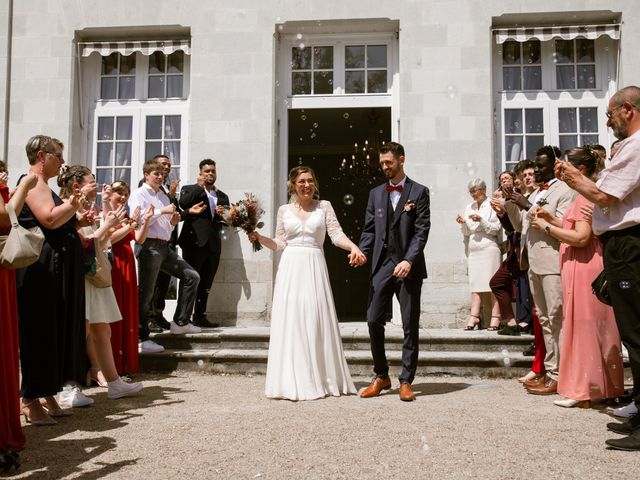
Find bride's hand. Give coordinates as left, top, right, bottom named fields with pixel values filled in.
left=248, top=231, right=260, bottom=243
left=348, top=246, right=367, bottom=267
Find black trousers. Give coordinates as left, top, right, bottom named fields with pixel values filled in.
left=602, top=225, right=640, bottom=406
left=367, top=257, right=422, bottom=384
left=182, top=246, right=221, bottom=320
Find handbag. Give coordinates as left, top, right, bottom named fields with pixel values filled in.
left=591, top=270, right=612, bottom=306
left=81, top=226, right=112, bottom=288
left=0, top=203, right=44, bottom=269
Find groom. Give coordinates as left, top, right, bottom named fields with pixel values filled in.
left=358, top=142, right=431, bottom=401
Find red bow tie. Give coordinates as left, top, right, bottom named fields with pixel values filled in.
left=386, top=184, right=403, bottom=193
left=539, top=183, right=550, bottom=190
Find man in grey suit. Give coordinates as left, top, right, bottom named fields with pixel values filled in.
left=505, top=145, right=576, bottom=395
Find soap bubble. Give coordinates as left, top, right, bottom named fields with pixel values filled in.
left=313, top=122, right=318, bottom=128
left=299, top=42, right=305, bottom=50
left=419, top=435, right=430, bottom=454
left=197, top=359, right=204, bottom=367
left=277, top=25, right=283, bottom=32
left=301, top=114, right=306, bottom=120
left=446, top=84, right=457, bottom=99
left=343, top=112, right=350, bottom=119
left=296, top=33, right=302, bottom=40
left=376, top=208, right=384, bottom=218
left=343, top=194, right=354, bottom=205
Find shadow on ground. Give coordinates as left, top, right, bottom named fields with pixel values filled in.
left=13, top=374, right=186, bottom=479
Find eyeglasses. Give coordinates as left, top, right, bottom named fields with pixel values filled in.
left=605, top=104, right=624, bottom=119
left=44, top=151, right=64, bottom=161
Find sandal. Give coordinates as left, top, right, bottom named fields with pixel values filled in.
left=487, top=315, right=501, bottom=331
left=464, top=314, right=481, bottom=331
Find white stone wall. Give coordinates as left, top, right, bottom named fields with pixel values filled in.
left=4, top=0, right=639, bottom=327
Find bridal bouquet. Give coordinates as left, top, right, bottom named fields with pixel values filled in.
left=220, top=192, right=265, bottom=251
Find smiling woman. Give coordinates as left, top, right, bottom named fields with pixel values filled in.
left=248, top=166, right=365, bottom=401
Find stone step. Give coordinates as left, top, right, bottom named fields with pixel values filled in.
left=148, top=325, right=534, bottom=353
left=140, top=348, right=533, bottom=378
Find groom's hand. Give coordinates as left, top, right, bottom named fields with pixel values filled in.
left=393, top=260, right=412, bottom=278
left=348, top=249, right=367, bottom=267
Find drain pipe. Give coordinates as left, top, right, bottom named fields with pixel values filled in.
left=2, top=0, right=13, bottom=163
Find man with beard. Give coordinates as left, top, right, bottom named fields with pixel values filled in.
left=557, top=86, right=640, bottom=451
left=357, top=142, right=431, bottom=402
left=505, top=146, right=576, bottom=395
left=178, top=159, right=229, bottom=327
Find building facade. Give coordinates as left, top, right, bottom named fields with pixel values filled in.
left=0, top=1, right=636, bottom=327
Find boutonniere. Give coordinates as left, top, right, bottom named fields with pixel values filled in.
left=536, top=198, right=549, bottom=208
left=404, top=200, right=417, bottom=212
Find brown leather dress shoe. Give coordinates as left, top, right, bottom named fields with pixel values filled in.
left=526, top=377, right=558, bottom=395
left=399, top=382, right=416, bottom=402
left=360, top=377, right=392, bottom=398
left=522, top=374, right=546, bottom=388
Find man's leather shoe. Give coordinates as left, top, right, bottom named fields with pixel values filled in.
left=526, top=377, right=558, bottom=395
left=522, top=343, right=535, bottom=357
left=607, top=414, right=640, bottom=435
left=149, top=316, right=170, bottom=330
left=497, top=324, right=520, bottom=336
left=399, top=382, right=416, bottom=402
left=360, top=377, right=391, bottom=398
left=522, top=375, right=546, bottom=388
left=148, top=321, right=163, bottom=333
left=605, top=429, right=640, bottom=451
left=192, top=316, right=220, bottom=328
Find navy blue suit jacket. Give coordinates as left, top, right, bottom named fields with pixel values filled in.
left=359, top=177, right=430, bottom=279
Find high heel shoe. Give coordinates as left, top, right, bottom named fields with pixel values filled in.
left=21, top=399, right=56, bottom=426
left=86, top=368, right=108, bottom=388
left=487, top=316, right=501, bottom=331
left=40, top=396, right=73, bottom=417
left=553, top=398, right=591, bottom=409
left=463, top=314, right=481, bottom=331
left=518, top=371, right=543, bottom=384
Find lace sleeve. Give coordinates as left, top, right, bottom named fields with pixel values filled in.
left=321, top=200, right=347, bottom=245
left=274, top=205, right=287, bottom=251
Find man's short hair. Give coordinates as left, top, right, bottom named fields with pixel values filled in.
left=143, top=159, right=163, bottom=175
left=152, top=154, right=170, bottom=163
left=199, top=158, right=216, bottom=170
left=513, top=159, right=534, bottom=176
left=378, top=141, right=405, bottom=159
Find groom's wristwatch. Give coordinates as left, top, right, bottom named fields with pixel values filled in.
left=544, top=225, right=551, bottom=234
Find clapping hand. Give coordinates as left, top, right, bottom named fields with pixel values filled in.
left=0, top=171, right=8, bottom=185
left=468, top=213, right=482, bottom=222
left=455, top=214, right=466, bottom=224
left=131, top=206, right=142, bottom=224
left=489, top=193, right=505, bottom=215
left=348, top=247, right=367, bottom=267
left=170, top=212, right=181, bottom=225
left=169, top=179, right=181, bottom=198
left=143, top=205, right=154, bottom=222
left=104, top=205, right=126, bottom=229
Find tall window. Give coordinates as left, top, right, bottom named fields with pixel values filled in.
left=84, top=41, right=190, bottom=189
left=493, top=24, right=619, bottom=171
left=291, top=46, right=333, bottom=95
left=345, top=45, right=388, bottom=93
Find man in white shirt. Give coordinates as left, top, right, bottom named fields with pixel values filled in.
left=129, top=159, right=201, bottom=353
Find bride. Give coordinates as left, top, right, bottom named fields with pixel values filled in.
left=249, top=166, right=366, bottom=400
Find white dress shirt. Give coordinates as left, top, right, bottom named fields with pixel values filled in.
left=128, top=183, right=174, bottom=241
left=205, top=186, right=218, bottom=213
left=389, top=176, right=407, bottom=210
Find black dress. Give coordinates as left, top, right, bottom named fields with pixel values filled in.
left=15, top=188, right=86, bottom=398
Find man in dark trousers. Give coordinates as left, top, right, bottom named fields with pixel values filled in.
left=357, top=142, right=431, bottom=401
left=178, top=158, right=230, bottom=327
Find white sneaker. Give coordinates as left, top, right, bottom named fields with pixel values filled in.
left=139, top=339, right=165, bottom=353
left=58, top=385, right=94, bottom=408
left=613, top=402, right=638, bottom=418
left=170, top=322, right=202, bottom=334
left=622, top=345, right=629, bottom=359
left=107, top=377, right=143, bottom=399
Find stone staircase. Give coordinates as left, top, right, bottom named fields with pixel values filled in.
left=140, top=323, right=537, bottom=378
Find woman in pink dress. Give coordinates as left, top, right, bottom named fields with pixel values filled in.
left=531, top=145, right=624, bottom=407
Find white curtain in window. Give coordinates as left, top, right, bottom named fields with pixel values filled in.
left=494, top=24, right=620, bottom=44
left=80, top=40, right=191, bottom=57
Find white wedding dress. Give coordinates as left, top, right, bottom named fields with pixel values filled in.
left=265, top=200, right=357, bottom=401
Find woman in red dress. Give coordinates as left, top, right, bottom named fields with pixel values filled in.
left=0, top=169, right=38, bottom=472
left=103, top=181, right=153, bottom=378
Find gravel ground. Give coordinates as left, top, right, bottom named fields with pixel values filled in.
left=8, top=372, right=637, bottom=479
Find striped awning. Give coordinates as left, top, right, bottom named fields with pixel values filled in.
left=80, top=39, right=191, bottom=57
left=494, top=24, right=620, bottom=44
